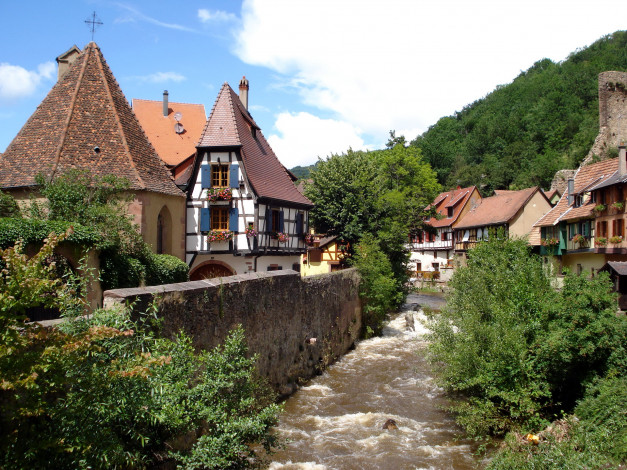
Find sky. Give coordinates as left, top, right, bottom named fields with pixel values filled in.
left=1, top=1, right=626, bottom=169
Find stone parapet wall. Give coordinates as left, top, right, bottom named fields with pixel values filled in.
left=103, top=269, right=362, bottom=395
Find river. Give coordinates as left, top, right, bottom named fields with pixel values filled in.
left=268, top=293, right=481, bottom=470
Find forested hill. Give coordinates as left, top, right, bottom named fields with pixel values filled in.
left=410, top=31, right=627, bottom=195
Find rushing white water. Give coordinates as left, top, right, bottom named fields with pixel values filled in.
left=268, top=294, right=479, bottom=470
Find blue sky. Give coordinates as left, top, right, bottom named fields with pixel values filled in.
left=1, top=1, right=626, bottom=169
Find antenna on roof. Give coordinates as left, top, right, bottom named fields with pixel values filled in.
left=85, top=12, right=103, bottom=42
left=174, top=123, right=184, bottom=134
left=174, top=112, right=182, bottom=122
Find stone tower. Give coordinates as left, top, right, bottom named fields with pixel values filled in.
left=582, top=71, right=627, bottom=164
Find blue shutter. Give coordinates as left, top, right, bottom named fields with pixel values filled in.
left=229, top=207, right=239, bottom=232
left=583, top=221, right=590, bottom=237
left=201, top=165, right=211, bottom=188
left=229, top=163, right=239, bottom=189
left=200, top=207, right=211, bottom=232
left=295, top=213, right=303, bottom=235
left=279, top=210, right=285, bottom=232
left=266, top=207, right=273, bottom=232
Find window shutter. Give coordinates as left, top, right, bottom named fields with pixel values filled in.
left=295, top=213, right=303, bottom=235
left=583, top=221, right=589, bottom=237
left=229, top=163, right=239, bottom=189
left=266, top=207, right=272, bottom=232
left=200, top=207, right=211, bottom=232
left=229, top=207, right=239, bottom=232
left=279, top=210, right=285, bottom=232
left=201, top=165, right=211, bottom=188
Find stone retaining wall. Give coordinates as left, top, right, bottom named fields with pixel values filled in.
left=103, top=269, right=362, bottom=395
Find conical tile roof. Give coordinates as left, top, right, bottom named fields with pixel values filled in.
left=0, top=43, right=183, bottom=197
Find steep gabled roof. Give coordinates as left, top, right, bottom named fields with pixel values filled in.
left=425, top=186, right=478, bottom=228
left=197, top=83, right=313, bottom=208
left=456, top=186, right=539, bottom=229
left=535, top=158, right=617, bottom=227
left=133, top=99, right=206, bottom=166
left=0, top=43, right=183, bottom=197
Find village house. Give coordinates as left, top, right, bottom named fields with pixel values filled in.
left=179, top=79, right=314, bottom=279
left=453, top=186, right=552, bottom=255
left=408, top=185, right=481, bottom=281
left=0, top=42, right=186, bottom=260
left=301, top=235, right=348, bottom=276
left=535, top=71, right=627, bottom=277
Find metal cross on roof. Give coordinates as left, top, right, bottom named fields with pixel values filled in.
left=85, top=11, right=103, bottom=41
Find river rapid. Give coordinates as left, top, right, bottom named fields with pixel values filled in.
left=268, top=293, right=480, bottom=470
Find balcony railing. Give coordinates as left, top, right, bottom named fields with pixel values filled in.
left=409, top=240, right=453, bottom=250
left=455, top=240, right=479, bottom=251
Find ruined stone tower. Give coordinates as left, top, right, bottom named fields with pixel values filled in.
left=582, top=71, right=627, bottom=164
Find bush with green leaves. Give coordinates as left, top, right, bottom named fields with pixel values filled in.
left=0, top=234, right=280, bottom=469
left=426, top=233, right=626, bottom=438
left=145, top=252, right=190, bottom=286
left=351, top=234, right=405, bottom=336
left=0, top=190, right=21, bottom=218
left=487, top=376, right=627, bottom=469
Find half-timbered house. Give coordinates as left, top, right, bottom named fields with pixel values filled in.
left=183, top=78, right=314, bottom=279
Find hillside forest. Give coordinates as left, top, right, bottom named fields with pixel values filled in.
left=293, top=31, right=627, bottom=195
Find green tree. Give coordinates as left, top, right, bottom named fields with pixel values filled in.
left=427, top=234, right=626, bottom=438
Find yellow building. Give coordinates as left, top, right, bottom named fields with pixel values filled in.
left=301, top=235, right=347, bottom=276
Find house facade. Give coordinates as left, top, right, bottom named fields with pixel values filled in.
left=301, top=235, right=347, bottom=276
left=183, top=80, right=314, bottom=279
left=454, top=187, right=552, bottom=254
left=408, top=186, right=481, bottom=281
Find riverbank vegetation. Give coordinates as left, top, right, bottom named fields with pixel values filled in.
left=0, top=233, right=280, bottom=469
left=305, top=141, right=440, bottom=335
left=426, top=235, right=626, bottom=467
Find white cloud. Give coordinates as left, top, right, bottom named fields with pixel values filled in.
left=198, top=9, right=237, bottom=23
left=235, top=0, right=627, bottom=146
left=0, top=61, right=55, bottom=101
left=130, top=72, right=186, bottom=83
left=267, top=111, right=367, bottom=168
left=115, top=3, right=196, bottom=32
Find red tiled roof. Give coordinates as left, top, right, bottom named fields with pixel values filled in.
left=0, top=43, right=183, bottom=197
left=425, top=186, right=478, bottom=228
left=132, top=99, right=206, bottom=166
left=535, top=158, right=617, bottom=227
left=456, top=186, right=539, bottom=229
left=197, top=83, right=313, bottom=207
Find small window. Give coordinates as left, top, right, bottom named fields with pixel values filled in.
left=447, top=207, right=453, bottom=218
left=212, top=165, right=229, bottom=188
left=432, top=262, right=440, bottom=272
left=416, top=262, right=422, bottom=272
left=211, top=207, right=229, bottom=231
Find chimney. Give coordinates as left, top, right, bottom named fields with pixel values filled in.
left=163, top=90, right=169, bottom=117
left=239, top=76, right=249, bottom=109
left=567, top=178, right=574, bottom=206
left=620, top=142, right=627, bottom=177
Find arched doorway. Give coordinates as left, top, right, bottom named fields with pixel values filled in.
left=190, top=261, right=235, bottom=280
left=156, top=205, right=172, bottom=255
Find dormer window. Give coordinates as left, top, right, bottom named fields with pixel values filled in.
left=447, top=207, right=453, bottom=218
left=252, top=127, right=257, bottom=139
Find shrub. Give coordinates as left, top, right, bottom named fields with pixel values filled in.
left=145, top=253, right=189, bottom=286
left=426, top=233, right=625, bottom=438
left=0, top=239, right=279, bottom=469
left=352, top=234, right=404, bottom=337
left=487, top=376, right=627, bottom=469
left=0, top=190, right=21, bottom=218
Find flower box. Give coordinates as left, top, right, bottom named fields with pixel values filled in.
left=540, top=237, right=559, bottom=247
left=595, top=237, right=608, bottom=247
left=206, top=187, right=232, bottom=202
left=207, top=230, right=233, bottom=243
left=593, top=204, right=606, bottom=213
left=276, top=232, right=289, bottom=244
left=611, top=201, right=625, bottom=212
left=609, top=235, right=623, bottom=244
left=245, top=225, right=257, bottom=238
left=572, top=234, right=587, bottom=247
